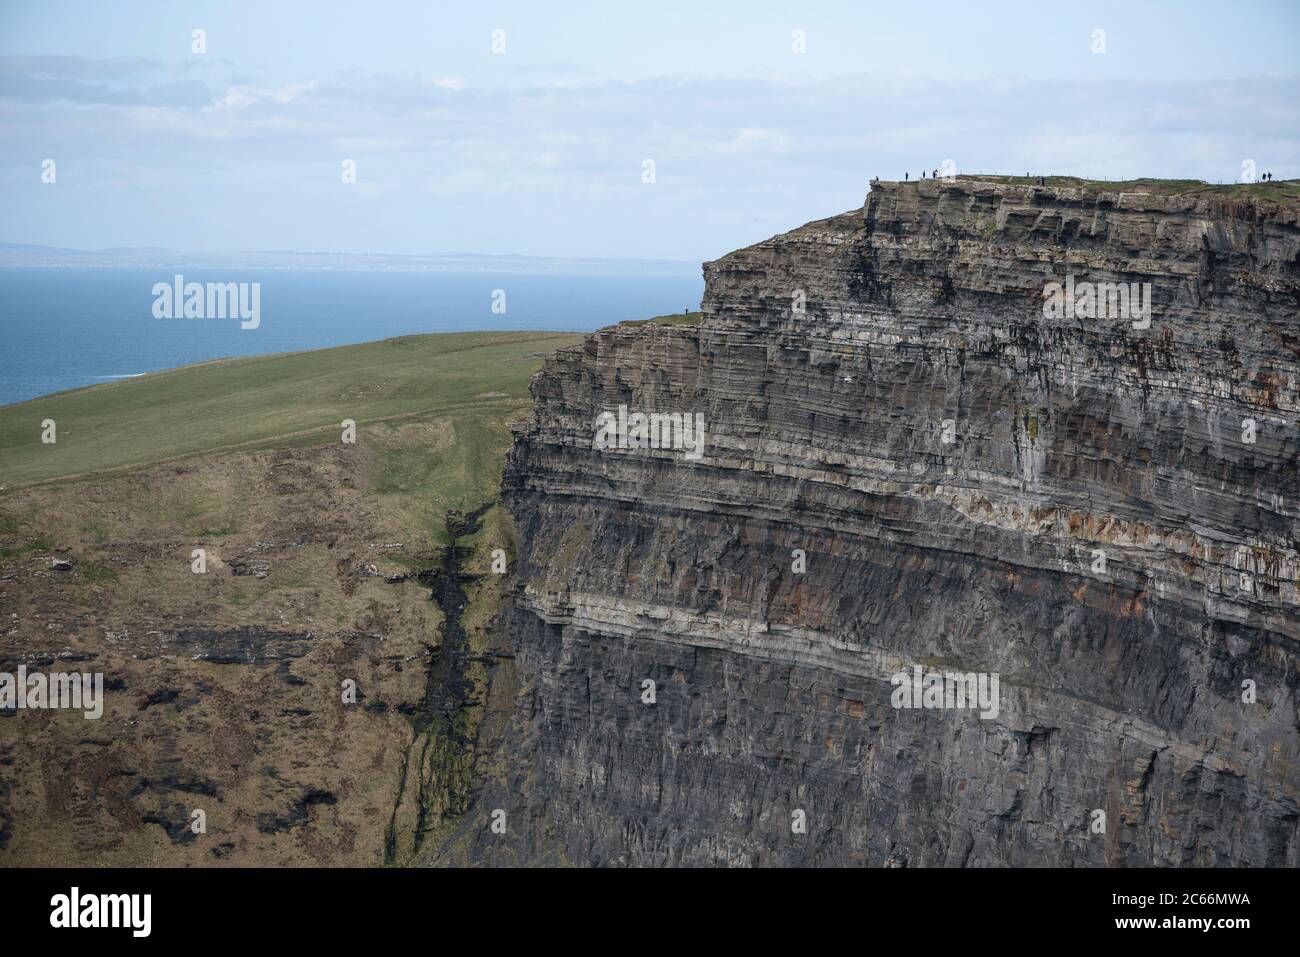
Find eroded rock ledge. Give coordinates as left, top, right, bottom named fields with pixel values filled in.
left=436, top=178, right=1300, bottom=866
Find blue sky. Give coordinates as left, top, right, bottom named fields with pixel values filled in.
left=2, top=0, right=1297, bottom=260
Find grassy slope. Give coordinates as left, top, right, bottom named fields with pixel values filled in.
left=0, top=331, right=582, bottom=491
left=0, top=329, right=585, bottom=866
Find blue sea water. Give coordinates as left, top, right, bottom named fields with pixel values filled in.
left=0, top=267, right=704, bottom=407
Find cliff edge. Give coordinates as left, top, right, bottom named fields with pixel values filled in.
left=435, top=177, right=1300, bottom=866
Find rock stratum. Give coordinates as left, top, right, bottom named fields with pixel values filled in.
left=435, top=177, right=1300, bottom=867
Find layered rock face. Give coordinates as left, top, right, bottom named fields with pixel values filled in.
left=440, top=179, right=1300, bottom=866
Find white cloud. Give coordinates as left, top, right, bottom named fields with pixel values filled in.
left=1, top=57, right=1296, bottom=258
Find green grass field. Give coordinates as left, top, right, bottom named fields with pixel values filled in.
left=0, top=331, right=583, bottom=489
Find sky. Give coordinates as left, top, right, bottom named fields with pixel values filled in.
left=1, top=0, right=1297, bottom=261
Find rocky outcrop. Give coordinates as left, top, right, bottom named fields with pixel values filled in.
left=437, top=178, right=1300, bottom=867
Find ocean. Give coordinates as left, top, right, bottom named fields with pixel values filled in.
left=0, top=267, right=704, bottom=407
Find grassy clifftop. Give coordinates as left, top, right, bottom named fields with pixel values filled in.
left=957, top=173, right=1300, bottom=206
left=0, top=331, right=583, bottom=491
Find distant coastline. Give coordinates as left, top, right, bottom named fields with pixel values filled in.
left=0, top=241, right=700, bottom=277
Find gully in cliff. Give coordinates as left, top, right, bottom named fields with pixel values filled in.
left=593, top=404, right=707, bottom=460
